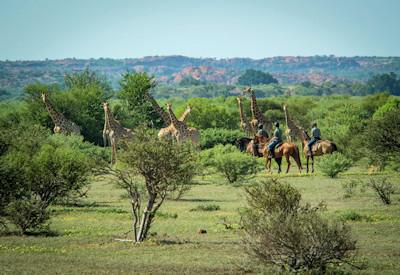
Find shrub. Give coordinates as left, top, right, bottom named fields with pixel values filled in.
left=342, top=179, right=360, bottom=198
left=340, top=210, right=363, bottom=221
left=5, top=198, right=49, bottom=234
left=241, top=179, right=356, bottom=272
left=367, top=177, right=396, bottom=205
left=318, top=152, right=352, bottom=178
left=190, top=204, right=220, bottom=212
left=201, top=144, right=258, bottom=183
left=199, top=128, right=244, bottom=149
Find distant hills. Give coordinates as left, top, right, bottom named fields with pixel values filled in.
left=1, top=55, right=400, bottom=97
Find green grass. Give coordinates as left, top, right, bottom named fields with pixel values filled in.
left=1, top=172, right=399, bottom=274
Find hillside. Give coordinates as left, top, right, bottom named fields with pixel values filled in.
left=1, top=55, right=400, bottom=98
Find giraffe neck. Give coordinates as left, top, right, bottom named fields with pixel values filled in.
left=179, top=107, right=191, bottom=122
left=237, top=98, right=247, bottom=124
left=284, top=105, right=305, bottom=142
left=43, top=97, right=64, bottom=126
left=145, top=93, right=171, bottom=126
left=250, top=91, right=262, bottom=120
left=168, top=106, right=186, bottom=130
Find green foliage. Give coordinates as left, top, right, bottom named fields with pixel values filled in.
left=118, top=72, right=161, bottom=127
left=367, top=72, right=400, bottom=96
left=340, top=210, right=363, bottom=222
left=0, top=124, right=94, bottom=233
left=318, top=152, right=352, bottom=178
left=367, top=177, right=396, bottom=205
left=200, top=144, right=258, bottom=183
left=5, top=198, right=49, bottom=234
left=179, top=76, right=204, bottom=86
left=241, top=179, right=356, bottom=272
left=237, top=69, right=278, bottom=86
left=190, top=204, right=220, bottom=212
left=341, top=180, right=360, bottom=198
left=199, top=128, right=244, bottom=149
left=362, top=108, right=400, bottom=168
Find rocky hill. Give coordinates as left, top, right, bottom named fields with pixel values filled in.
left=1, top=55, right=400, bottom=97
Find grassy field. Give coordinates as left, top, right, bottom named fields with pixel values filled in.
left=1, top=169, right=399, bottom=274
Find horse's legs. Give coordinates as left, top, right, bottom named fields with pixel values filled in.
left=276, top=158, right=282, bottom=173
left=311, top=155, right=315, bottom=173
left=285, top=154, right=291, bottom=174
left=265, top=157, right=271, bottom=173
left=306, top=156, right=309, bottom=173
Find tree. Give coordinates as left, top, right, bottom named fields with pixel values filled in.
left=237, top=69, right=278, bottom=86
left=367, top=72, right=400, bottom=95
left=118, top=72, right=161, bottom=127
left=108, top=126, right=196, bottom=242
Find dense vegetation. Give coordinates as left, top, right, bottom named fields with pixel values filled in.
left=0, top=69, right=399, bottom=273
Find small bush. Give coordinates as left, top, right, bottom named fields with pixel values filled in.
left=156, top=211, right=178, bottom=219
left=340, top=210, right=363, bottom=221
left=200, top=144, right=259, bottom=183
left=318, top=152, right=352, bottom=178
left=5, top=199, right=49, bottom=234
left=241, top=179, right=356, bottom=272
left=200, top=128, right=244, bottom=149
left=342, top=179, right=360, bottom=198
left=368, top=177, right=396, bottom=205
left=190, top=204, right=220, bottom=212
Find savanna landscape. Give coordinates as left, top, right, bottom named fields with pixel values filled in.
left=1, top=1, right=400, bottom=274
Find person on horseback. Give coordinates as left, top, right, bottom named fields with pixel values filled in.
left=267, top=122, right=282, bottom=159
left=308, top=122, right=321, bottom=156
left=252, top=123, right=268, bottom=157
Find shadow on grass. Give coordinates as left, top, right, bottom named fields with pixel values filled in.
left=0, top=229, right=60, bottom=237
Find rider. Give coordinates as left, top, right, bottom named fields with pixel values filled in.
left=252, top=123, right=268, bottom=157
left=268, top=122, right=282, bottom=159
left=308, top=122, right=321, bottom=156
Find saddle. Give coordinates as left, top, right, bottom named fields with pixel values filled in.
left=309, top=140, right=322, bottom=154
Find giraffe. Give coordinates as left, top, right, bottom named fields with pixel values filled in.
left=236, top=96, right=254, bottom=137
left=283, top=104, right=337, bottom=173
left=41, top=92, right=81, bottom=135
left=166, top=103, right=200, bottom=145
left=144, top=92, right=171, bottom=127
left=283, top=104, right=300, bottom=143
left=102, top=102, right=134, bottom=164
left=158, top=105, right=192, bottom=140
left=243, top=87, right=271, bottom=133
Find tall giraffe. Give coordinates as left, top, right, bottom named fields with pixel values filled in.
left=166, top=103, right=200, bottom=145
left=41, top=92, right=81, bottom=135
left=158, top=105, right=192, bottom=140
left=102, top=102, right=134, bottom=164
left=236, top=96, right=254, bottom=137
left=283, top=104, right=303, bottom=143
left=144, top=92, right=171, bottom=127
left=243, top=87, right=271, bottom=133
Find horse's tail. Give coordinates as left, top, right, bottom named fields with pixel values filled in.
left=331, top=142, right=338, bottom=153
left=293, top=144, right=302, bottom=170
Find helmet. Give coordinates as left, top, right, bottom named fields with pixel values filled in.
left=274, top=122, right=280, bottom=128
left=312, top=122, right=317, bottom=128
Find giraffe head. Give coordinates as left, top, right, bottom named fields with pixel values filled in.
left=166, top=103, right=172, bottom=111
left=185, top=104, right=192, bottom=112
left=243, top=86, right=253, bottom=95
left=41, top=92, right=48, bottom=102
left=236, top=96, right=242, bottom=103
left=283, top=104, right=288, bottom=112
left=102, top=101, right=110, bottom=112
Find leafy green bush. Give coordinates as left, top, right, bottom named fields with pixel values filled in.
left=190, top=204, right=220, bottom=212
left=318, top=152, right=352, bottom=178
left=199, top=128, right=244, bottom=149
left=200, top=144, right=258, bottom=183
left=5, top=199, right=49, bottom=234
left=342, top=179, right=360, bottom=198
left=340, top=210, right=363, bottom=221
left=0, top=124, right=94, bottom=233
left=241, top=179, right=356, bottom=272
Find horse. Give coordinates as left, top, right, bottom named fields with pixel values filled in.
left=301, top=130, right=337, bottom=173
left=263, top=142, right=302, bottom=174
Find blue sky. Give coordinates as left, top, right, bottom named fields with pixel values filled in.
left=0, top=0, right=399, bottom=60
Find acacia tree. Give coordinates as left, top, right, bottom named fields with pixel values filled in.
left=109, top=126, right=196, bottom=242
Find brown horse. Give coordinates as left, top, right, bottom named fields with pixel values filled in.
left=263, top=142, right=302, bottom=173
left=301, top=130, right=337, bottom=173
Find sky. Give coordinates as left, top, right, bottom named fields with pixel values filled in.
left=0, top=0, right=399, bottom=60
